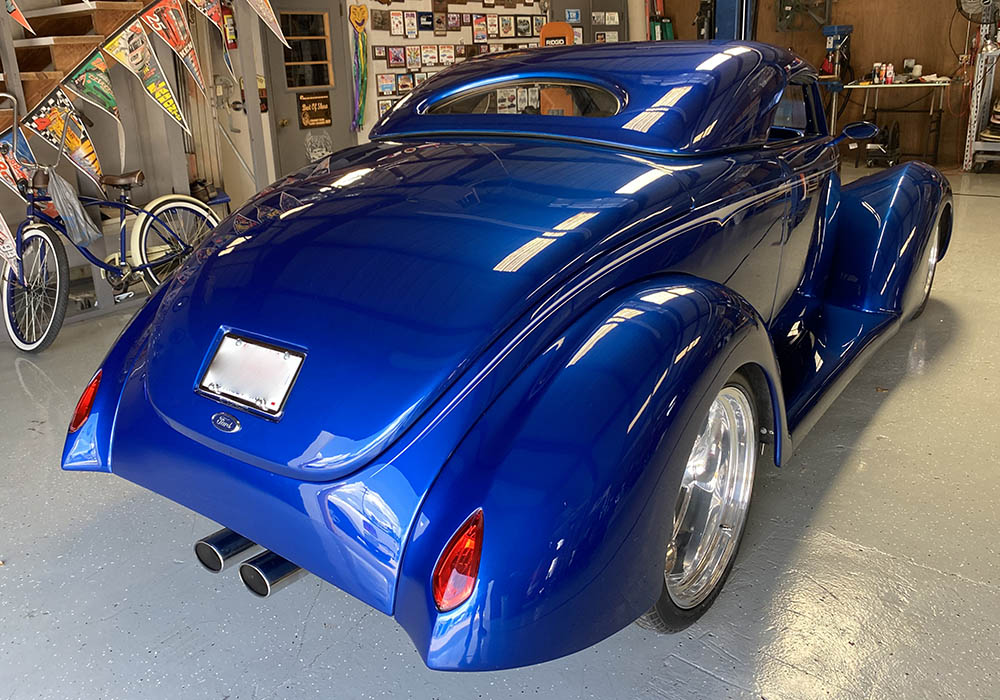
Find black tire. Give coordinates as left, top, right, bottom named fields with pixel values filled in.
left=637, top=371, right=760, bottom=633
left=1, top=225, right=69, bottom=353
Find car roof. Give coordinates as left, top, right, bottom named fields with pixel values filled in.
left=370, top=41, right=814, bottom=156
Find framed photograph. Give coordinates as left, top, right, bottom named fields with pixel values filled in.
left=397, top=73, right=414, bottom=93
left=421, top=44, right=439, bottom=65
left=487, top=13, right=499, bottom=37
left=371, top=9, right=389, bottom=31
left=591, top=11, right=605, bottom=25
left=413, top=71, right=429, bottom=86
left=406, top=45, right=422, bottom=69
left=389, top=10, right=404, bottom=36
left=604, top=30, right=619, bottom=42
left=516, top=16, right=532, bottom=37
left=455, top=43, right=467, bottom=57
left=594, top=31, right=606, bottom=43
left=472, top=14, right=488, bottom=42
left=439, top=44, right=455, bottom=65
left=605, top=11, right=620, bottom=25
left=462, top=12, right=472, bottom=25
left=499, top=15, right=515, bottom=38
left=490, top=42, right=503, bottom=52
left=404, top=10, right=418, bottom=38
left=528, top=86, right=539, bottom=108
left=517, top=86, right=528, bottom=112
left=372, top=44, right=387, bottom=60
left=565, top=8, right=581, bottom=23
left=447, top=12, right=461, bottom=30
left=572, top=26, right=583, bottom=44
left=377, top=99, right=395, bottom=118
left=433, top=12, right=447, bottom=35
left=418, top=11, right=434, bottom=30
left=377, top=73, right=396, bottom=95
left=387, top=45, right=406, bottom=67
left=483, top=0, right=495, bottom=6
left=533, top=15, right=545, bottom=35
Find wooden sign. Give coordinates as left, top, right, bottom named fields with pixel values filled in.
left=298, top=91, right=332, bottom=129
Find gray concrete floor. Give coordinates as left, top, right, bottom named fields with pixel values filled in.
left=1, top=168, right=998, bottom=700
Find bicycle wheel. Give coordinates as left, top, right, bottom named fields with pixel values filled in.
left=131, top=194, right=219, bottom=287
left=1, top=225, right=69, bottom=353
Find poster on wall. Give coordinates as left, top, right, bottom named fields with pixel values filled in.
left=472, top=14, right=487, bottom=42
left=244, top=0, right=290, bottom=47
left=23, top=89, right=104, bottom=189
left=142, top=0, right=207, bottom=93
left=403, top=10, right=417, bottom=38
left=389, top=10, right=403, bottom=35
left=0, top=209, right=17, bottom=276
left=104, top=19, right=191, bottom=134
left=5, top=0, right=33, bottom=33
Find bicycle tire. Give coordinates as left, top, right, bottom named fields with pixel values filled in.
left=1, top=225, right=70, bottom=353
left=131, top=194, right=220, bottom=287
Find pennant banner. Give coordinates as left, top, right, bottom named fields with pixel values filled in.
left=187, top=0, right=235, bottom=78
left=0, top=129, right=60, bottom=219
left=349, top=5, right=368, bottom=132
left=245, top=0, right=290, bottom=47
left=104, top=20, right=190, bottom=134
left=142, top=0, right=207, bottom=93
left=23, top=89, right=104, bottom=190
left=63, top=52, right=126, bottom=171
left=0, top=208, right=17, bottom=276
left=64, top=51, right=120, bottom=120
left=6, top=0, right=33, bottom=34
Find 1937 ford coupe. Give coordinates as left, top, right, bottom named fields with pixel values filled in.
left=62, top=41, right=953, bottom=670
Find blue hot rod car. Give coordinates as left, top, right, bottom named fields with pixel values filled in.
left=63, top=42, right=952, bottom=670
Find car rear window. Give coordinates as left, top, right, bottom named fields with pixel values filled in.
left=426, top=81, right=620, bottom=117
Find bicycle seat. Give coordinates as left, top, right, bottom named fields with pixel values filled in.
left=101, top=170, right=145, bottom=188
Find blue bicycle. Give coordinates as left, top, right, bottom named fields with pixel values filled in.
left=0, top=93, right=219, bottom=352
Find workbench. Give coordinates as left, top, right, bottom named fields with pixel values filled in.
left=832, top=81, right=953, bottom=165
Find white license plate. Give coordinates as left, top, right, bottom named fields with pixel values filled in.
left=199, top=334, right=305, bottom=416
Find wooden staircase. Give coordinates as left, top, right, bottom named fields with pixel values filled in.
left=0, top=0, right=142, bottom=131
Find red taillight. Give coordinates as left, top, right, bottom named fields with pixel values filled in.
left=69, top=370, right=101, bottom=433
left=432, top=509, right=484, bottom=612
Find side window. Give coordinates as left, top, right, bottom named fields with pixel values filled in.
left=769, top=83, right=819, bottom=141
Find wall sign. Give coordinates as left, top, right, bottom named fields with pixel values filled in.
left=298, top=91, right=332, bottom=129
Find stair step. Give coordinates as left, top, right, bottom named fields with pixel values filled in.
left=0, top=71, right=65, bottom=82
left=13, top=36, right=103, bottom=48
left=23, top=1, right=144, bottom=36
left=23, top=1, right=142, bottom=18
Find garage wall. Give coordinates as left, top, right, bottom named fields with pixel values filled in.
left=663, top=0, right=971, bottom=165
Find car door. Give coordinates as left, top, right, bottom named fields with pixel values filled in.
left=769, top=80, right=839, bottom=313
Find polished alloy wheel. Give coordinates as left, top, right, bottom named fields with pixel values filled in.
left=923, top=232, right=940, bottom=300
left=665, top=385, right=756, bottom=609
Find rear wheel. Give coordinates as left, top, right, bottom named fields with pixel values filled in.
left=637, top=373, right=758, bottom=633
left=911, top=207, right=946, bottom=320
left=1, top=225, right=69, bottom=353
left=132, top=195, right=219, bottom=287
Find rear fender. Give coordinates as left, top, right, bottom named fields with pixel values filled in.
left=62, top=283, right=169, bottom=471
left=395, top=275, right=789, bottom=670
left=825, top=162, right=952, bottom=314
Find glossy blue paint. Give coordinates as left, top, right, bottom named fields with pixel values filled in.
left=62, top=43, right=952, bottom=671
left=373, top=42, right=814, bottom=156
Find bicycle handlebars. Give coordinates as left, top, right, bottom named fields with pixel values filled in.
left=0, top=91, right=75, bottom=173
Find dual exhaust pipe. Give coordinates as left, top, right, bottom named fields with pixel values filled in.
left=194, top=527, right=305, bottom=597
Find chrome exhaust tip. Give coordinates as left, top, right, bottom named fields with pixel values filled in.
left=194, top=528, right=258, bottom=573
left=238, top=550, right=304, bottom=597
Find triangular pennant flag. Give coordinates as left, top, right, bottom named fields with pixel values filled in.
left=187, top=0, right=235, bottom=77
left=243, top=0, right=289, bottom=47
left=62, top=58, right=127, bottom=172
left=64, top=51, right=120, bottom=120
left=0, top=128, right=60, bottom=219
left=0, top=207, right=18, bottom=275
left=22, top=89, right=104, bottom=190
left=141, top=0, right=207, bottom=94
left=103, top=20, right=191, bottom=134
left=6, top=0, right=33, bottom=34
